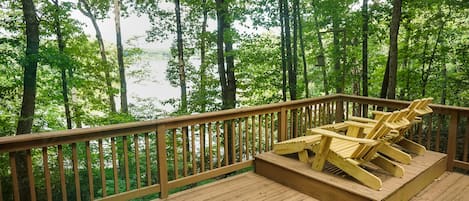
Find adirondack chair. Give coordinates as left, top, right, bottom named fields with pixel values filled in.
left=274, top=113, right=409, bottom=190
left=318, top=98, right=433, bottom=163
left=351, top=98, right=433, bottom=156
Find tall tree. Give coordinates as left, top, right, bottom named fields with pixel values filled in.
left=297, top=0, right=308, bottom=98
left=16, top=0, right=40, bottom=200
left=386, top=0, right=402, bottom=99
left=79, top=0, right=116, bottom=112
left=332, top=18, right=342, bottom=94
left=279, top=0, right=287, bottom=101
left=216, top=0, right=236, bottom=165
left=198, top=0, right=209, bottom=112
left=283, top=0, right=295, bottom=100
left=113, top=0, right=128, bottom=113
left=362, top=0, right=368, bottom=98
left=216, top=0, right=236, bottom=110
left=174, top=0, right=187, bottom=113
left=291, top=0, right=298, bottom=100
left=53, top=0, right=72, bottom=129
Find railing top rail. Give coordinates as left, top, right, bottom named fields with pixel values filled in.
left=0, top=94, right=340, bottom=153
left=338, top=94, right=469, bottom=115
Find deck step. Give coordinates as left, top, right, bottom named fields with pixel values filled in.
left=255, top=151, right=447, bottom=201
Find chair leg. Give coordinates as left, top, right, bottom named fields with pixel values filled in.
left=371, top=155, right=405, bottom=177
left=327, top=152, right=382, bottom=190
left=378, top=144, right=412, bottom=164
left=298, top=150, right=309, bottom=163
left=311, top=136, right=332, bottom=171
left=397, top=138, right=426, bottom=155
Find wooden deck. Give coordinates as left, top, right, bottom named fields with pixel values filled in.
left=154, top=151, right=469, bottom=201
left=156, top=171, right=469, bottom=201
left=411, top=171, right=469, bottom=201
left=156, top=172, right=317, bottom=201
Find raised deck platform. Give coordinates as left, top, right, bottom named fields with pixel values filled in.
left=255, top=151, right=447, bottom=201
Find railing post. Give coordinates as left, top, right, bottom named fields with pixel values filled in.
left=447, top=111, right=458, bottom=171
left=279, top=107, right=287, bottom=142
left=157, top=126, right=169, bottom=198
left=335, top=97, right=344, bottom=123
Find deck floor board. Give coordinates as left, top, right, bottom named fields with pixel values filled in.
left=157, top=172, right=317, bottom=201
left=411, top=171, right=469, bottom=201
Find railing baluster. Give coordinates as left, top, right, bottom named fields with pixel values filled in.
left=463, top=119, right=469, bottom=162
left=265, top=114, right=269, bottom=152
left=123, top=136, right=130, bottom=190
left=200, top=124, right=205, bottom=172
left=417, top=120, right=423, bottom=145
left=447, top=112, right=459, bottom=170
left=191, top=126, right=197, bottom=174
left=258, top=115, right=262, bottom=152
left=209, top=122, right=213, bottom=169
left=182, top=127, right=188, bottom=177
left=223, top=121, right=229, bottom=166
left=436, top=115, right=443, bottom=152
left=426, top=115, right=433, bottom=149
left=271, top=113, right=274, bottom=150
left=98, top=139, right=106, bottom=197
left=172, top=129, right=178, bottom=179
left=314, top=104, right=318, bottom=127
left=252, top=116, right=256, bottom=156
left=42, top=147, right=52, bottom=201
left=9, top=152, right=19, bottom=201
left=245, top=117, right=249, bottom=160
left=111, top=137, right=119, bottom=193
left=238, top=119, right=242, bottom=162
left=71, top=143, right=81, bottom=201
left=85, top=142, right=94, bottom=200
left=231, top=120, right=236, bottom=163
left=134, top=135, right=141, bottom=189
left=216, top=122, right=221, bottom=168
left=58, top=145, right=67, bottom=201
left=157, top=126, right=169, bottom=199
left=144, top=134, right=151, bottom=186
left=25, top=150, right=36, bottom=201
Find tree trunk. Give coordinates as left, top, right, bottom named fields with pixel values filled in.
left=199, top=0, right=208, bottom=112
left=441, top=62, right=447, bottom=105
left=297, top=0, right=308, bottom=98
left=16, top=0, right=39, bottom=200
left=386, top=0, right=402, bottom=99
left=279, top=0, right=287, bottom=101
left=361, top=0, right=368, bottom=115
left=361, top=0, right=368, bottom=98
left=402, top=21, right=411, bottom=100
left=53, top=0, right=72, bottom=129
left=283, top=0, right=295, bottom=100
left=292, top=0, right=299, bottom=100
left=216, top=0, right=235, bottom=165
left=380, top=54, right=390, bottom=98
left=114, top=0, right=128, bottom=113
left=174, top=0, right=187, bottom=113
left=332, top=18, right=342, bottom=94
left=79, top=0, right=116, bottom=113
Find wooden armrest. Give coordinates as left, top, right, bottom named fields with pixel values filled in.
left=307, top=128, right=378, bottom=145
left=384, top=118, right=410, bottom=130
left=344, top=121, right=375, bottom=128
left=371, top=111, right=391, bottom=115
left=348, top=116, right=378, bottom=123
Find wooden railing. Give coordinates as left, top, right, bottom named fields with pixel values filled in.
left=0, top=94, right=468, bottom=201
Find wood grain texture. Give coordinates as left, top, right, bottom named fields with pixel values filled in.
left=154, top=172, right=317, bottom=201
